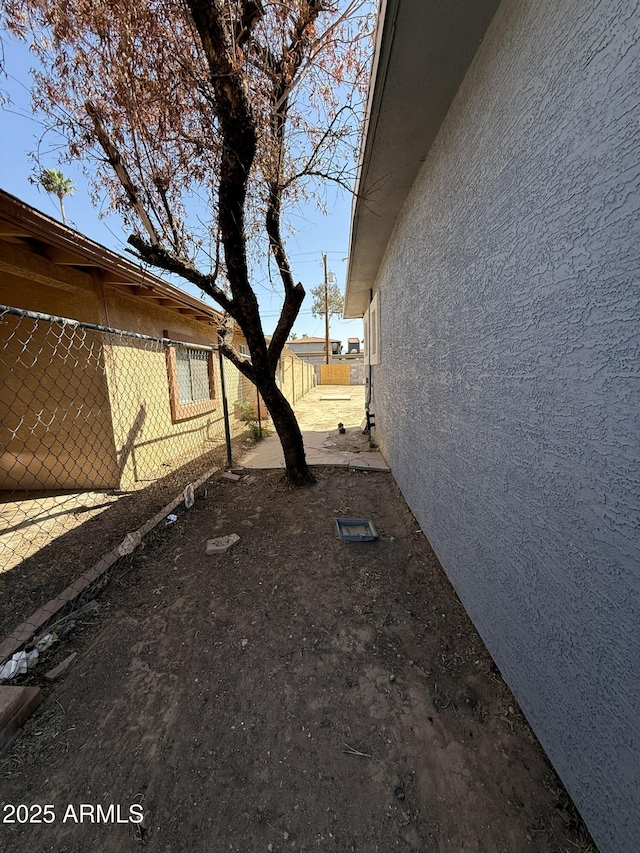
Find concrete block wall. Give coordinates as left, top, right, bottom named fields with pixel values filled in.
left=280, top=351, right=314, bottom=404
left=371, top=1, right=640, bottom=851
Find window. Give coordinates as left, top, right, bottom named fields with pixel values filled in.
left=166, top=343, right=216, bottom=422
left=364, top=291, right=381, bottom=365
left=176, top=347, right=210, bottom=404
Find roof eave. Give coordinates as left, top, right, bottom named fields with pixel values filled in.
left=0, top=189, right=224, bottom=327
left=344, top=0, right=501, bottom=318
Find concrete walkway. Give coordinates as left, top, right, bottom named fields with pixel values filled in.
left=240, top=384, right=388, bottom=470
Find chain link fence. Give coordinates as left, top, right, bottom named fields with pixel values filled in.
left=0, top=304, right=259, bottom=659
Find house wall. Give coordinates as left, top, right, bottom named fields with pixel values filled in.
left=100, top=290, right=225, bottom=488
left=0, top=247, right=232, bottom=491
left=371, top=2, right=639, bottom=851
left=0, top=258, right=119, bottom=490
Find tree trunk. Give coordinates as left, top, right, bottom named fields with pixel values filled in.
left=257, top=373, right=313, bottom=486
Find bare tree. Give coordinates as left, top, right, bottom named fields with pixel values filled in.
left=3, top=0, right=373, bottom=484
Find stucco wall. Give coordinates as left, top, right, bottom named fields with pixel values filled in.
left=0, top=250, right=232, bottom=491
left=0, top=262, right=119, bottom=490
left=371, top=1, right=639, bottom=851
left=100, top=289, right=227, bottom=487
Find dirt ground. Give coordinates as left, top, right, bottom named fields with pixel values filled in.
left=0, top=432, right=252, bottom=639
left=0, top=465, right=595, bottom=852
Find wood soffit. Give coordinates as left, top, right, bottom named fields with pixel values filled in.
left=0, top=189, right=223, bottom=329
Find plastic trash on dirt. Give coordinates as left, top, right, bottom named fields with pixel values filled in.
left=184, top=483, right=195, bottom=509
left=0, top=648, right=39, bottom=681
left=34, top=632, right=57, bottom=653
left=165, top=513, right=178, bottom=526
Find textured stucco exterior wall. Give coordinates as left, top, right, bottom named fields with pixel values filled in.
left=371, top=1, right=640, bottom=851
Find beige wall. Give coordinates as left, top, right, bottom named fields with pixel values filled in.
left=280, top=348, right=315, bottom=405
left=0, top=242, right=228, bottom=492
left=0, top=262, right=118, bottom=490
left=99, top=288, right=225, bottom=488
left=1, top=238, right=314, bottom=494
left=229, top=343, right=315, bottom=419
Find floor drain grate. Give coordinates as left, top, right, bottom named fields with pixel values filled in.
left=336, top=518, right=378, bottom=542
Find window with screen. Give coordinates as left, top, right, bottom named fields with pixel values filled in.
left=176, top=347, right=211, bottom=404
left=166, top=343, right=216, bottom=422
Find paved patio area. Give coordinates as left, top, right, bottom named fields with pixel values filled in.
left=240, top=384, right=388, bottom=470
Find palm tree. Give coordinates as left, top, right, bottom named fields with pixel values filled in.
left=38, top=168, right=75, bottom=225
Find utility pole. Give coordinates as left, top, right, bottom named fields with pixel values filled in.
left=323, top=252, right=330, bottom=365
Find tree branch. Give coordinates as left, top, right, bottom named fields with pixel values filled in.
left=185, top=0, right=266, bottom=367
left=85, top=100, right=160, bottom=246
left=220, top=340, right=256, bottom=382
left=267, top=281, right=305, bottom=373
left=127, top=233, right=234, bottom=314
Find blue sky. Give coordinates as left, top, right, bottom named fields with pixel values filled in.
left=0, top=32, right=363, bottom=347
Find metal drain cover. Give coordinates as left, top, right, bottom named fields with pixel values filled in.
left=336, top=518, right=378, bottom=542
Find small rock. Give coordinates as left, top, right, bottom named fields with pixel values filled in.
left=268, top=844, right=273, bottom=852
left=241, top=639, right=249, bottom=648
left=206, top=533, right=240, bottom=555
left=389, top=674, right=396, bottom=683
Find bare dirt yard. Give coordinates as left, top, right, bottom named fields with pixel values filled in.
left=0, top=465, right=595, bottom=853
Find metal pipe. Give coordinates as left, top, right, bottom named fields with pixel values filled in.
left=218, top=346, right=233, bottom=468
left=256, top=386, right=263, bottom=438
left=323, top=253, right=330, bottom=365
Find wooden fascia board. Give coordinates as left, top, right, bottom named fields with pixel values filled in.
left=0, top=190, right=224, bottom=325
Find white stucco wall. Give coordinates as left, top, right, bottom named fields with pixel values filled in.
left=371, top=1, right=640, bottom=851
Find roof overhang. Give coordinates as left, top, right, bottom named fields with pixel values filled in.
left=344, top=0, right=500, bottom=317
left=0, top=190, right=224, bottom=327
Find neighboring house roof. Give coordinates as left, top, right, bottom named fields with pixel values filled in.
left=344, top=0, right=500, bottom=317
left=287, top=337, right=340, bottom=345
left=0, top=189, right=224, bottom=329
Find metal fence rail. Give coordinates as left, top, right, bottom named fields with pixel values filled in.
left=0, top=304, right=243, bottom=645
